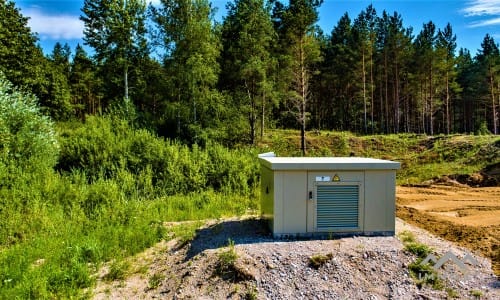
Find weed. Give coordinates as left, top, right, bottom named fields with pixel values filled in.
left=398, top=230, right=416, bottom=244
left=446, top=287, right=459, bottom=298
left=309, top=253, right=333, bottom=269
left=148, top=273, right=165, bottom=290
left=470, top=289, right=483, bottom=299
left=400, top=230, right=442, bottom=290
left=216, top=239, right=239, bottom=280
left=104, top=260, right=130, bottom=281
left=408, top=259, right=443, bottom=290
left=404, top=242, right=433, bottom=259
left=245, top=286, right=258, bottom=300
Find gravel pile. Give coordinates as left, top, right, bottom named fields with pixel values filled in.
left=92, top=217, right=499, bottom=299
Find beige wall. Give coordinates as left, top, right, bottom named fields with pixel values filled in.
left=364, top=170, right=396, bottom=232
left=261, top=165, right=397, bottom=236
left=260, top=166, right=274, bottom=230
left=273, top=171, right=308, bottom=235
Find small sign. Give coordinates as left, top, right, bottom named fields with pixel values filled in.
left=333, top=174, right=340, bottom=182
left=315, top=176, right=331, bottom=182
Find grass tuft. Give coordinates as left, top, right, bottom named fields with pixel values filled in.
left=309, top=253, right=333, bottom=269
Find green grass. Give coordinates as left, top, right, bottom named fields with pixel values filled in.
left=261, top=130, right=499, bottom=185
left=2, top=123, right=497, bottom=298
left=309, top=253, right=333, bottom=269
left=399, top=231, right=442, bottom=290
left=216, top=239, right=238, bottom=279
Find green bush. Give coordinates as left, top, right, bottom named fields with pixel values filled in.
left=0, top=73, right=59, bottom=177
left=57, top=116, right=260, bottom=196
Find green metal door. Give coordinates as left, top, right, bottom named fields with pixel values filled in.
left=316, top=184, right=360, bottom=231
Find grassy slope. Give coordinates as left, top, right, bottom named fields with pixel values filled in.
left=1, top=127, right=498, bottom=298
left=259, top=130, right=500, bottom=185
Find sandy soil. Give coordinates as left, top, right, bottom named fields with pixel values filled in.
left=396, top=184, right=500, bottom=276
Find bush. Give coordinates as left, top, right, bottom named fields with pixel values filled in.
left=0, top=73, right=59, bottom=177
left=57, top=116, right=260, bottom=196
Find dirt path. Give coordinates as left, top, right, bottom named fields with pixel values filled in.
left=396, top=184, right=500, bottom=276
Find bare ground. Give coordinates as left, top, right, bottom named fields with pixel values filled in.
left=92, top=215, right=498, bottom=299
left=396, top=184, right=500, bottom=276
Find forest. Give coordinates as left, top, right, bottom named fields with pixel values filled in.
left=1, top=0, right=499, bottom=149
left=0, top=0, right=499, bottom=298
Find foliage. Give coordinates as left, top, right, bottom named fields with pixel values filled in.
left=216, top=238, right=239, bottom=279
left=0, top=112, right=260, bottom=298
left=400, top=230, right=442, bottom=290
left=148, top=273, right=165, bottom=290
left=81, top=0, right=149, bottom=103
left=0, top=74, right=59, bottom=176
left=57, top=115, right=260, bottom=196
left=309, top=253, right=333, bottom=269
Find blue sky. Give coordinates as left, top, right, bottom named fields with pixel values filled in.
left=13, top=0, right=500, bottom=56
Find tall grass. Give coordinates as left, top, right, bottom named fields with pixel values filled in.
left=0, top=114, right=260, bottom=298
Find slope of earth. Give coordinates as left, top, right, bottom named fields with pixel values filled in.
left=396, top=184, right=500, bottom=277
left=92, top=217, right=498, bottom=299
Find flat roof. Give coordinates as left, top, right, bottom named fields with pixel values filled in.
left=259, top=157, right=400, bottom=171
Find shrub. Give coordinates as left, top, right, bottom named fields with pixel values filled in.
left=0, top=73, right=59, bottom=177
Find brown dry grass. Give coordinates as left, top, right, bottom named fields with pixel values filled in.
left=396, top=185, right=500, bottom=276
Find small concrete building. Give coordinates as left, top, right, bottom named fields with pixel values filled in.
left=259, top=153, right=400, bottom=237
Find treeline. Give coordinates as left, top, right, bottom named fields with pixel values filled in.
left=1, top=0, right=499, bottom=148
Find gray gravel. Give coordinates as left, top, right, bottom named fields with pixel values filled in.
left=92, top=217, right=499, bottom=300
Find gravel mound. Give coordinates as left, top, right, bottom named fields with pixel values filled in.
left=92, top=217, right=499, bottom=299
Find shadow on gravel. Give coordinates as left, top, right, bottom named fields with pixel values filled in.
left=184, top=218, right=273, bottom=261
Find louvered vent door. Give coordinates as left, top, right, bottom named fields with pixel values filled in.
left=316, top=184, right=360, bottom=230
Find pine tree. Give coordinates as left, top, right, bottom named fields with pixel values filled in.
left=69, top=44, right=100, bottom=117
left=476, top=34, right=500, bottom=134
left=273, top=0, right=323, bottom=155
left=436, top=23, right=460, bottom=134
left=220, top=0, right=276, bottom=144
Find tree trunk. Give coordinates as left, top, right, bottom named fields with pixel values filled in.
left=124, top=65, right=129, bottom=101
left=429, top=65, right=434, bottom=136
left=362, top=51, right=367, bottom=134
left=445, top=71, right=450, bottom=134
left=300, top=40, right=307, bottom=156
left=370, top=54, right=374, bottom=134
left=261, top=90, right=265, bottom=140
left=489, top=65, right=498, bottom=134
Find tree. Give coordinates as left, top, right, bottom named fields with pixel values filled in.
left=81, top=0, right=149, bottom=104
left=220, top=0, right=276, bottom=144
left=151, top=0, right=221, bottom=136
left=326, top=13, right=356, bottom=131
left=476, top=34, right=499, bottom=134
left=69, top=44, right=100, bottom=117
left=0, top=1, right=46, bottom=94
left=273, top=0, right=323, bottom=155
left=435, top=23, right=460, bottom=134
left=352, top=5, right=377, bottom=133
left=413, top=21, right=437, bottom=134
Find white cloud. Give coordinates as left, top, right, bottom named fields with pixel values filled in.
left=462, top=0, right=500, bottom=28
left=462, top=0, right=500, bottom=16
left=24, top=9, right=83, bottom=40
left=469, top=16, right=500, bottom=27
